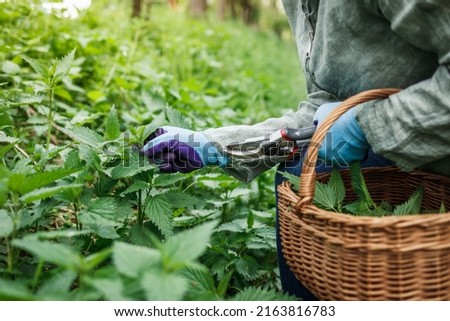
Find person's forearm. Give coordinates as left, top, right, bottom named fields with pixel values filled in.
left=203, top=101, right=317, bottom=182
left=356, top=64, right=450, bottom=174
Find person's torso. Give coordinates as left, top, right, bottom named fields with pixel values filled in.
left=282, top=0, right=439, bottom=102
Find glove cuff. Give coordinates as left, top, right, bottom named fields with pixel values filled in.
left=195, top=134, right=229, bottom=167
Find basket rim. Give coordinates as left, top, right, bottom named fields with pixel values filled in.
left=277, top=166, right=450, bottom=225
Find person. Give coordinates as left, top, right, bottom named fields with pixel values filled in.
left=142, top=0, right=450, bottom=299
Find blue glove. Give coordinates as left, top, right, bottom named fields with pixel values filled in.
left=313, top=102, right=370, bottom=166
left=141, top=126, right=228, bottom=173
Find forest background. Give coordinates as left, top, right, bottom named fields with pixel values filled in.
left=0, top=0, right=307, bottom=300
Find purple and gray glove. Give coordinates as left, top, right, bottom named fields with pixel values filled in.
left=141, top=126, right=228, bottom=173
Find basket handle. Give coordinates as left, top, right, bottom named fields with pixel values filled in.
left=295, top=88, right=401, bottom=210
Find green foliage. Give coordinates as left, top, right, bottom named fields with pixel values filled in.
left=283, top=163, right=434, bottom=217
left=0, top=0, right=300, bottom=300
left=393, top=187, right=423, bottom=216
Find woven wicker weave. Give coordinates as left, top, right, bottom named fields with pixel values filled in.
left=277, top=88, right=450, bottom=300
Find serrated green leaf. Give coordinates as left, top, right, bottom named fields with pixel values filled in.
left=231, top=287, right=296, bottom=301
left=235, top=255, right=261, bottom=280
left=349, top=162, right=375, bottom=208
left=314, top=181, right=339, bottom=211
left=0, top=210, right=13, bottom=238
left=113, top=242, right=161, bottom=278
left=105, top=107, right=121, bottom=140
left=37, top=270, right=77, bottom=300
left=12, top=239, right=81, bottom=269
left=182, top=266, right=220, bottom=300
left=141, top=270, right=188, bottom=301
left=140, top=122, right=162, bottom=142
left=78, top=145, right=101, bottom=170
left=329, top=167, right=345, bottom=205
left=79, top=198, right=125, bottom=239
left=8, top=167, right=78, bottom=194
left=90, top=278, right=129, bottom=301
left=164, top=191, right=202, bottom=208
left=162, top=221, right=217, bottom=268
left=343, top=200, right=365, bottom=215
left=21, top=55, right=49, bottom=78
left=393, top=186, right=423, bottom=216
left=61, top=126, right=105, bottom=147
left=20, top=184, right=83, bottom=203
left=439, top=202, right=447, bottom=214
left=216, top=219, right=246, bottom=233
left=54, top=49, right=76, bottom=79
left=111, top=152, right=153, bottom=179
left=120, top=181, right=149, bottom=195
left=144, top=195, right=173, bottom=237
left=84, top=249, right=113, bottom=272
left=217, top=270, right=234, bottom=297
left=165, top=105, right=191, bottom=129
left=28, top=230, right=90, bottom=240
left=153, top=173, right=187, bottom=186
left=84, top=197, right=118, bottom=217
left=279, top=171, right=300, bottom=192
left=0, top=279, right=34, bottom=300
left=128, top=224, right=155, bottom=247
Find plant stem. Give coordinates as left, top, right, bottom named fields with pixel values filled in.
left=46, top=81, right=55, bottom=149
left=73, top=202, right=80, bottom=230
left=137, top=190, right=143, bottom=226
left=32, top=260, right=44, bottom=290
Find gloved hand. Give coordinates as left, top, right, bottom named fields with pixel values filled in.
left=141, top=126, right=228, bottom=173
left=313, top=102, right=370, bottom=166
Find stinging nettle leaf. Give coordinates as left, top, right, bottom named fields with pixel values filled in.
left=113, top=242, right=161, bottom=279
left=349, top=162, right=375, bottom=208
left=165, top=105, right=191, bottom=129
left=54, top=49, right=76, bottom=79
left=231, top=286, right=296, bottom=301
left=8, top=167, right=79, bottom=195
left=162, top=221, right=217, bottom=267
left=279, top=171, right=300, bottom=192
left=12, top=238, right=81, bottom=269
left=0, top=210, right=14, bottom=238
left=37, top=270, right=77, bottom=300
left=314, top=181, right=340, bottom=212
left=145, top=195, right=173, bottom=237
left=110, top=151, right=153, bottom=179
left=182, top=267, right=219, bottom=300
left=20, top=184, right=83, bottom=203
left=329, top=168, right=345, bottom=205
left=153, top=173, right=187, bottom=187
left=61, top=126, right=105, bottom=148
left=141, top=270, right=188, bottom=301
left=105, top=107, right=121, bottom=140
left=393, top=186, right=423, bottom=216
left=21, top=55, right=49, bottom=78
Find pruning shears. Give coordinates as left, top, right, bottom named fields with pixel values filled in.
left=223, top=126, right=316, bottom=161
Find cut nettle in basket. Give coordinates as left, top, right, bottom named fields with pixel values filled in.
left=281, top=162, right=447, bottom=217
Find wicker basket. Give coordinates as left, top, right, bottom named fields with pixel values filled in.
left=277, top=88, right=450, bottom=300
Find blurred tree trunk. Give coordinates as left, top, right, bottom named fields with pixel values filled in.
left=230, top=0, right=238, bottom=19
left=132, top=0, right=142, bottom=17
left=240, top=0, right=257, bottom=25
left=189, top=0, right=207, bottom=18
left=217, top=0, right=227, bottom=20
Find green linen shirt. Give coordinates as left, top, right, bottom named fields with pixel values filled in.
left=203, top=0, right=450, bottom=182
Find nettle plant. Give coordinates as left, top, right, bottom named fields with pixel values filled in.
left=282, top=162, right=446, bottom=216
left=0, top=48, right=292, bottom=300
